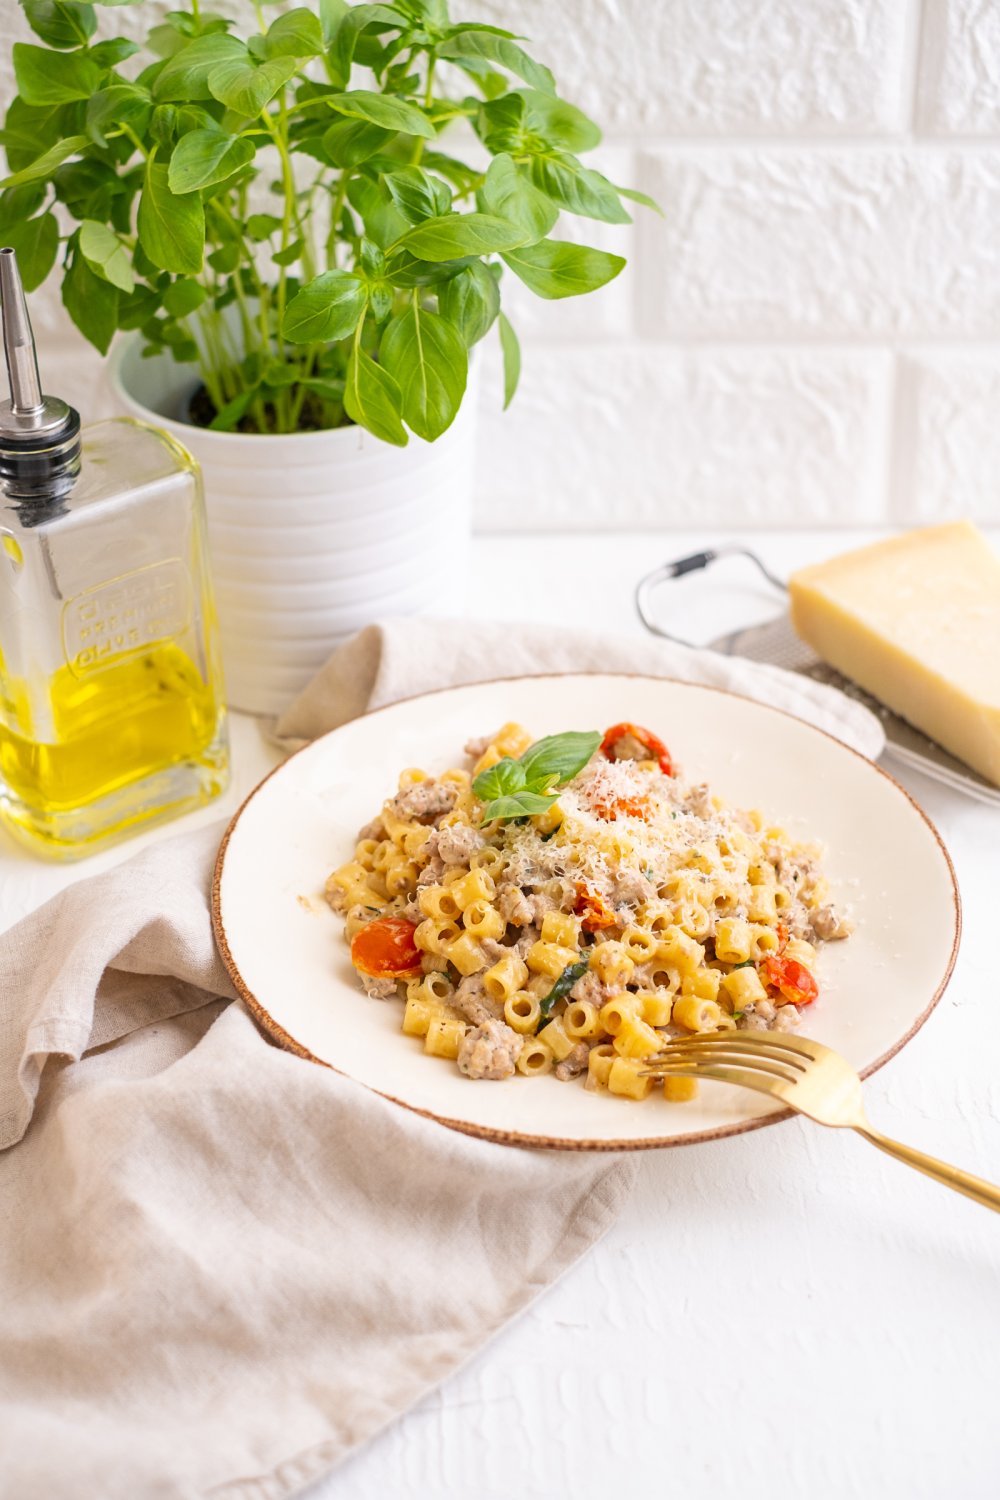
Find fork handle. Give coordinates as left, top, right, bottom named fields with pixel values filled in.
left=855, top=1126, right=1000, bottom=1214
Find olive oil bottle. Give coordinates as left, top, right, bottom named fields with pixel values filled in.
left=0, top=247, right=229, bottom=858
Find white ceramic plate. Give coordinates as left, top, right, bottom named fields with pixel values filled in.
left=213, top=674, right=961, bottom=1150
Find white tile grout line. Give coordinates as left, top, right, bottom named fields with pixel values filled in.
left=900, top=0, right=929, bottom=138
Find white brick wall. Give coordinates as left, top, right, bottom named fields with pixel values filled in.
left=4, top=0, right=1000, bottom=530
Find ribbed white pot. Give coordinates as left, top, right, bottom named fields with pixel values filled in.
left=109, top=338, right=476, bottom=716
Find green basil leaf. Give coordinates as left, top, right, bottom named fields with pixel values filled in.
left=344, top=345, right=408, bottom=446
left=472, top=756, right=526, bottom=804
left=22, top=2, right=97, bottom=50
left=502, top=239, right=625, bottom=299
left=519, top=90, right=601, bottom=153
left=79, top=218, right=134, bottom=293
left=12, top=44, right=101, bottom=106
left=86, top=84, right=152, bottom=148
left=439, top=29, right=555, bottom=95
left=615, top=183, right=664, bottom=215
left=116, top=284, right=160, bottom=331
left=207, top=56, right=298, bottom=116
left=519, top=730, right=601, bottom=787
left=329, top=5, right=403, bottom=88
left=539, top=959, right=590, bottom=1021
left=0, top=183, right=47, bottom=232
left=347, top=175, right=409, bottom=249
left=0, top=135, right=88, bottom=190
left=244, top=213, right=282, bottom=241
left=479, top=790, right=559, bottom=823
left=272, top=237, right=305, bottom=266
left=320, top=0, right=349, bottom=45
left=497, top=310, right=520, bottom=408
left=168, top=130, right=255, bottom=193
left=147, top=22, right=188, bottom=60
left=152, top=34, right=247, bottom=103
left=137, top=161, right=204, bottom=273
left=481, top=153, right=557, bottom=243
left=209, top=387, right=258, bottom=431
left=379, top=304, right=468, bottom=441
left=325, top=90, right=435, bottom=139
left=162, top=279, right=206, bottom=316
left=283, top=269, right=368, bottom=343
left=396, top=211, right=525, bottom=261
left=321, top=118, right=394, bottom=168
left=88, top=37, right=140, bottom=67
left=1, top=96, right=68, bottom=171
left=438, top=260, right=500, bottom=347
left=1, top=212, right=58, bottom=291
left=529, top=153, right=631, bottom=225
left=62, top=247, right=118, bottom=354
left=383, top=166, right=451, bottom=224
left=265, top=8, right=324, bottom=58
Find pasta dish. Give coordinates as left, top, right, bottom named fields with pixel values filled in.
left=326, top=720, right=852, bottom=1102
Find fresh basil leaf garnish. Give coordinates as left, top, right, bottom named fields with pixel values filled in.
left=518, top=730, right=601, bottom=787
left=539, top=958, right=590, bottom=1022
left=472, top=730, right=599, bottom=824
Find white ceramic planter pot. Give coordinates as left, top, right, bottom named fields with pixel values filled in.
left=109, top=338, right=476, bottom=716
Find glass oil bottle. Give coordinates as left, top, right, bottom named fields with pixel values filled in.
left=0, top=247, right=229, bottom=858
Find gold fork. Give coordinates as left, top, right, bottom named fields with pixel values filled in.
left=646, top=1031, right=1000, bottom=1214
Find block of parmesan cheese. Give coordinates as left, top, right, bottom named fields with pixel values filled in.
left=789, top=521, right=1000, bottom=786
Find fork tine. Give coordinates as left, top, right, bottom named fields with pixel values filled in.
left=660, top=1035, right=810, bottom=1071
left=665, top=1031, right=824, bottom=1064
left=646, top=1050, right=802, bottom=1085
left=642, top=1061, right=793, bottom=1099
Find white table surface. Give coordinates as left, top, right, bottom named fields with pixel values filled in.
left=3, top=529, right=999, bottom=1500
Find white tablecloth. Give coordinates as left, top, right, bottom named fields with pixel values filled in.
left=3, top=530, right=998, bottom=1500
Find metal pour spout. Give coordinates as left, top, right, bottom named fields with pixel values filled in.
left=0, top=247, right=44, bottom=415
left=0, top=246, right=75, bottom=443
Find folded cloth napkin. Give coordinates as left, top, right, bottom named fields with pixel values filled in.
left=0, top=621, right=883, bottom=1500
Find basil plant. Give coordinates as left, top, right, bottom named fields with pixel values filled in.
left=0, top=0, right=655, bottom=444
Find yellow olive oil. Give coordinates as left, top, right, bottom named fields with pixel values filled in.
left=0, top=251, right=229, bottom=858
left=0, top=645, right=220, bottom=812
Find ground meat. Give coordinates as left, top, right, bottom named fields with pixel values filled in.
left=555, top=1042, right=591, bottom=1081
left=772, top=1005, right=801, bottom=1031
left=390, top=779, right=459, bottom=824
left=452, top=973, right=503, bottom=1025
left=478, top=937, right=508, bottom=966
left=416, top=855, right=446, bottom=888
left=457, top=1018, right=523, bottom=1080
left=568, top=969, right=607, bottom=1007
left=464, top=731, right=497, bottom=760
left=357, top=817, right=385, bottom=842
left=401, top=898, right=422, bottom=923
left=607, top=732, right=650, bottom=761
left=497, top=884, right=535, bottom=926
left=361, top=974, right=397, bottom=1000
left=739, top=1012, right=770, bottom=1031
left=684, top=783, right=714, bottom=818
left=613, top=870, right=656, bottom=907
left=436, top=823, right=484, bottom=865
left=513, top=926, right=541, bottom=959
left=809, top=904, right=854, bottom=941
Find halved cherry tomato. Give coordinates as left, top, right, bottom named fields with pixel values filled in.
left=574, top=882, right=618, bottom=932
left=351, top=916, right=422, bottom=978
left=590, top=792, right=652, bottom=822
left=762, top=954, right=819, bottom=1006
left=600, top=721, right=673, bottom=776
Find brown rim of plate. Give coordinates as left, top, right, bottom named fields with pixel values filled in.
left=211, top=670, right=962, bottom=1153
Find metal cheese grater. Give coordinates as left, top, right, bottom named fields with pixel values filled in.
left=636, top=546, right=1000, bottom=807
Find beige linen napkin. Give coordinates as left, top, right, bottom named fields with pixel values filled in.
left=0, top=622, right=882, bottom=1500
